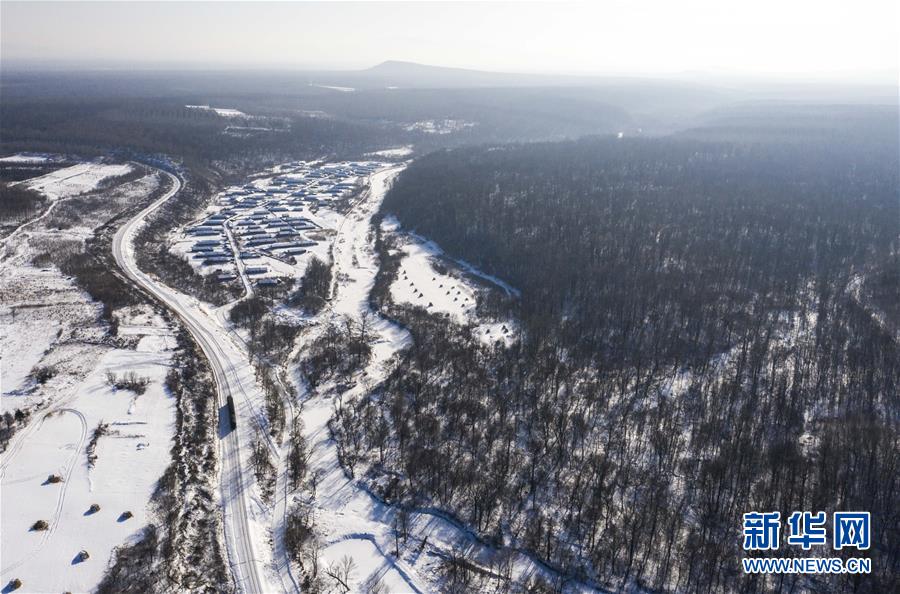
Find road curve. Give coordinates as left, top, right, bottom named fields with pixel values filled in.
left=111, top=170, right=272, bottom=594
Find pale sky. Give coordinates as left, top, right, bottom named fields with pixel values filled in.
left=1, top=1, right=897, bottom=81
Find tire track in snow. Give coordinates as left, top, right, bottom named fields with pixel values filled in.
left=42, top=408, right=87, bottom=545
left=1, top=408, right=86, bottom=576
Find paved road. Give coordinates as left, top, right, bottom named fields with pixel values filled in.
left=111, top=170, right=271, bottom=594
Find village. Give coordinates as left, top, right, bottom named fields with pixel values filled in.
left=172, top=161, right=382, bottom=287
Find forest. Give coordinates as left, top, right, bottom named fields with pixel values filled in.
left=0, top=75, right=634, bottom=174
left=332, top=107, right=899, bottom=593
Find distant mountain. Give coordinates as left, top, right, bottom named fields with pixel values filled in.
left=364, top=60, right=481, bottom=78
left=319, top=61, right=897, bottom=106
left=352, top=60, right=635, bottom=89
left=355, top=60, right=538, bottom=88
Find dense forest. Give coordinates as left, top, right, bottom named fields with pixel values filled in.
left=0, top=77, right=633, bottom=172
left=332, top=108, right=899, bottom=593
left=0, top=98, right=393, bottom=171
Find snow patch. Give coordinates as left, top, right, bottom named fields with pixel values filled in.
left=404, top=120, right=475, bottom=135
left=24, top=163, right=132, bottom=201
left=367, top=146, right=413, bottom=158
left=310, top=84, right=356, bottom=92
left=185, top=104, right=247, bottom=117
left=0, top=153, right=50, bottom=163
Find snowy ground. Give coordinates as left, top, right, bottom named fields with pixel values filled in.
left=0, top=153, right=53, bottom=163
left=0, top=167, right=180, bottom=594
left=309, top=84, right=356, bottom=93
left=22, top=162, right=132, bottom=200
left=0, top=266, right=103, bottom=401
left=382, top=216, right=517, bottom=346
left=185, top=105, right=248, bottom=117
left=404, top=120, right=476, bottom=135
left=2, top=167, right=164, bottom=405
left=296, top=166, right=422, bottom=592
left=367, top=146, right=414, bottom=158
left=0, top=305, right=177, bottom=594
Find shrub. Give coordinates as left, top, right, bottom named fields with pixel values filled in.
left=106, top=370, right=151, bottom=395
left=31, top=365, right=57, bottom=385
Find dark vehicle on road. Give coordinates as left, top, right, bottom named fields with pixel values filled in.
left=226, top=396, right=237, bottom=431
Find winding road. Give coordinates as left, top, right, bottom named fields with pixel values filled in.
left=111, top=170, right=273, bottom=594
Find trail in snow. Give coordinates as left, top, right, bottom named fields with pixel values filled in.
left=0, top=198, right=65, bottom=250
left=0, top=409, right=86, bottom=576
left=41, top=409, right=88, bottom=545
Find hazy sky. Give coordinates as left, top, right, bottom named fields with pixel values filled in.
left=2, top=1, right=897, bottom=81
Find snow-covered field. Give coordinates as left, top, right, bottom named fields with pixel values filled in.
left=0, top=266, right=102, bottom=399
left=23, top=162, right=132, bottom=200
left=389, top=236, right=478, bottom=319
left=309, top=84, right=356, bottom=92
left=2, top=169, right=164, bottom=403
left=0, top=153, right=52, bottom=163
left=0, top=166, right=180, bottom=594
left=367, top=146, right=413, bottom=158
left=0, top=305, right=177, bottom=594
left=382, top=217, right=517, bottom=345
left=185, top=104, right=247, bottom=117
left=404, top=119, right=476, bottom=135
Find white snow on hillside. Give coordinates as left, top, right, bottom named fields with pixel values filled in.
left=24, top=163, right=132, bottom=200
left=382, top=217, right=517, bottom=346
left=367, top=146, right=413, bottom=158
left=390, top=239, right=478, bottom=319
left=320, top=538, right=415, bottom=593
